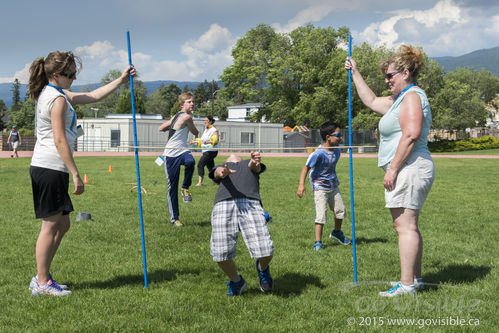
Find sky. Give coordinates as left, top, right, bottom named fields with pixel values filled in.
left=1, top=0, right=498, bottom=85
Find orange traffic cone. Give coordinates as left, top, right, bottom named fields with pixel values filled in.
left=108, top=165, right=113, bottom=173
left=83, top=174, right=89, bottom=183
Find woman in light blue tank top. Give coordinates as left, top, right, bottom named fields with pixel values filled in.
left=345, top=45, right=435, bottom=297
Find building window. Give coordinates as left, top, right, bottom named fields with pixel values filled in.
left=246, top=108, right=251, bottom=116
left=110, top=129, right=120, bottom=147
left=241, top=132, right=254, bottom=144
left=219, top=132, right=225, bottom=141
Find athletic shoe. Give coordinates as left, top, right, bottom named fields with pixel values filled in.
left=29, top=277, right=72, bottom=296
left=330, top=230, right=351, bottom=245
left=390, top=278, right=424, bottom=290
left=181, top=188, right=192, bottom=202
left=30, top=275, right=68, bottom=291
left=172, top=220, right=184, bottom=227
left=313, top=241, right=323, bottom=251
left=255, top=260, right=273, bottom=293
left=379, top=282, right=416, bottom=297
left=226, top=275, right=247, bottom=296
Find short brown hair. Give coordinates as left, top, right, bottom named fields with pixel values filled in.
left=178, top=92, right=194, bottom=106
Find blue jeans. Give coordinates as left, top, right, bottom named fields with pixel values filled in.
left=164, top=152, right=195, bottom=223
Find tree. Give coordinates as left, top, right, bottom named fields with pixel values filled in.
left=10, top=78, right=22, bottom=111
left=115, top=89, right=146, bottom=114
left=7, top=99, right=36, bottom=131
left=0, top=99, right=7, bottom=131
left=431, top=78, right=487, bottom=130
left=220, top=24, right=278, bottom=103
left=145, top=83, right=181, bottom=116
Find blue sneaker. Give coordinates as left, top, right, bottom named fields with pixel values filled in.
left=330, top=230, right=351, bottom=245
left=379, top=282, right=416, bottom=297
left=226, top=275, right=247, bottom=296
left=255, top=260, right=273, bottom=293
left=313, top=241, right=323, bottom=251
left=390, top=278, right=424, bottom=291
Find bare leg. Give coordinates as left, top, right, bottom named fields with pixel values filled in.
left=391, top=207, right=422, bottom=286
left=257, top=255, right=273, bottom=271
left=196, top=175, right=203, bottom=186
left=315, top=223, right=324, bottom=242
left=333, top=218, right=343, bottom=232
left=217, top=259, right=239, bottom=281
left=35, top=212, right=70, bottom=285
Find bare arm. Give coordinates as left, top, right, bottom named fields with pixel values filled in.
left=185, top=115, right=199, bottom=137
left=159, top=118, right=173, bottom=132
left=65, top=66, right=135, bottom=105
left=297, top=165, right=310, bottom=198
left=248, top=151, right=261, bottom=173
left=345, top=58, right=393, bottom=115
left=51, top=97, right=84, bottom=195
left=383, top=92, right=423, bottom=191
left=213, top=164, right=237, bottom=180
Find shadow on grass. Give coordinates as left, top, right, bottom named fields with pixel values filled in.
left=423, top=264, right=491, bottom=291
left=354, top=237, right=389, bottom=245
left=71, top=268, right=201, bottom=289
left=271, top=272, right=325, bottom=298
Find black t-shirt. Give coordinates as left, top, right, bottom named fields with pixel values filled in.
left=209, top=159, right=266, bottom=204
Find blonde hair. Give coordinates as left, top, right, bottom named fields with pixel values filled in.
left=28, top=51, right=82, bottom=100
left=178, top=92, right=194, bottom=106
left=380, top=45, right=425, bottom=83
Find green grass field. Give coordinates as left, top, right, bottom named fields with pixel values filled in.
left=0, top=155, right=497, bottom=332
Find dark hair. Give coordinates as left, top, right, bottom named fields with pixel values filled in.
left=380, top=45, right=425, bottom=83
left=320, top=122, right=340, bottom=141
left=28, top=51, right=82, bottom=100
left=206, top=115, right=215, bottom=125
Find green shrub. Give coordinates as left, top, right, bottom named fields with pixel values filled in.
left=429, top=135, right=499, bottom=152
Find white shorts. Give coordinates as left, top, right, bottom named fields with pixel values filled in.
left=11, top=141, right=19, bottom=149
left=382, top=152, right=435, bottom=210
left=313, top=187, right=346, bottom=224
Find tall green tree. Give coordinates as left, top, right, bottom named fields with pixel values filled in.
left=8, top=99, right=36, bottom=131
left=0, top=99, right=7, bottom=131
left=220, top=24, right=278, bottom=104
left=145, top=83, right=181, bottom=116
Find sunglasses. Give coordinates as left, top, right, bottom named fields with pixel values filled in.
left=60, top=72, right=77, bottom=79
left=330, top=132, right=342, bottom=138
left=384, top=70, right=402, bottom=80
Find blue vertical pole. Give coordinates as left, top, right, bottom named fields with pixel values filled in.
left=348, top=35, right=358, bottom=284
left=127, top=31, right=148, bottom=288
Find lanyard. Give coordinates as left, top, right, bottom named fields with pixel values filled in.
left=47, top=83, right=76, bottom=134
left=393, top=83, right=415, bottom=103
left=47, top=83, right=65, bottom=95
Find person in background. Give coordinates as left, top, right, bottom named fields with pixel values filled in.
left=345, top=45, right=435, bottom=297
left=28, top=50, right=135, bottom=296
left=192, top=116, right=219, bottom=186
left=159, top=92, right=199, bottom=227
left=8, top=125, right=21, bottom=158
left=297, top=122, right=351, bottom=251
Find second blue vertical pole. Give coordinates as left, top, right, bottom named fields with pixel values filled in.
left=127, top=30, right=148, bottom=288
left=348, top=35, right=358, bottom=284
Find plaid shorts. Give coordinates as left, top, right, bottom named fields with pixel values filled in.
left=210, top=198, right=274, bottom=262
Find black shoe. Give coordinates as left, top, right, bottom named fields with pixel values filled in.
left=255, top=260, right=273, bottom=293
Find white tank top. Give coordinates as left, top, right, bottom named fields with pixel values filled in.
left=31, top=85, right=77, bottom=173
left=163, top=126, right=189, bottom=157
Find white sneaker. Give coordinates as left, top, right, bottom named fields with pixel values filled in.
left=390, top=278, right=424, bottom=290
left=29, top=277, right=72, bottom=296
left=379, top=282, right=416, bottom=297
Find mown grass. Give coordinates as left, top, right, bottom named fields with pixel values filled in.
left=0, top=155, right=497, bottom=332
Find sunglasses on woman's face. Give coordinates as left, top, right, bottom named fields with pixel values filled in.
left=60, top=72, right=76, bottom=80
left=384, top=70, right=402, bottom=80
left=331, top=132, right=342, bottom=138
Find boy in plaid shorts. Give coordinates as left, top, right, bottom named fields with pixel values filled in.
left=209, top=152, right=274, bottom=296
left=297, top=122, right=351, bottom=251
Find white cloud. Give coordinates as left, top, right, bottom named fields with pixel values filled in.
left=356, top=0, right=499, bottom=56
left=272, top=3, right=335, bottom=33
left=0, top=63, right=31, bottom=84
